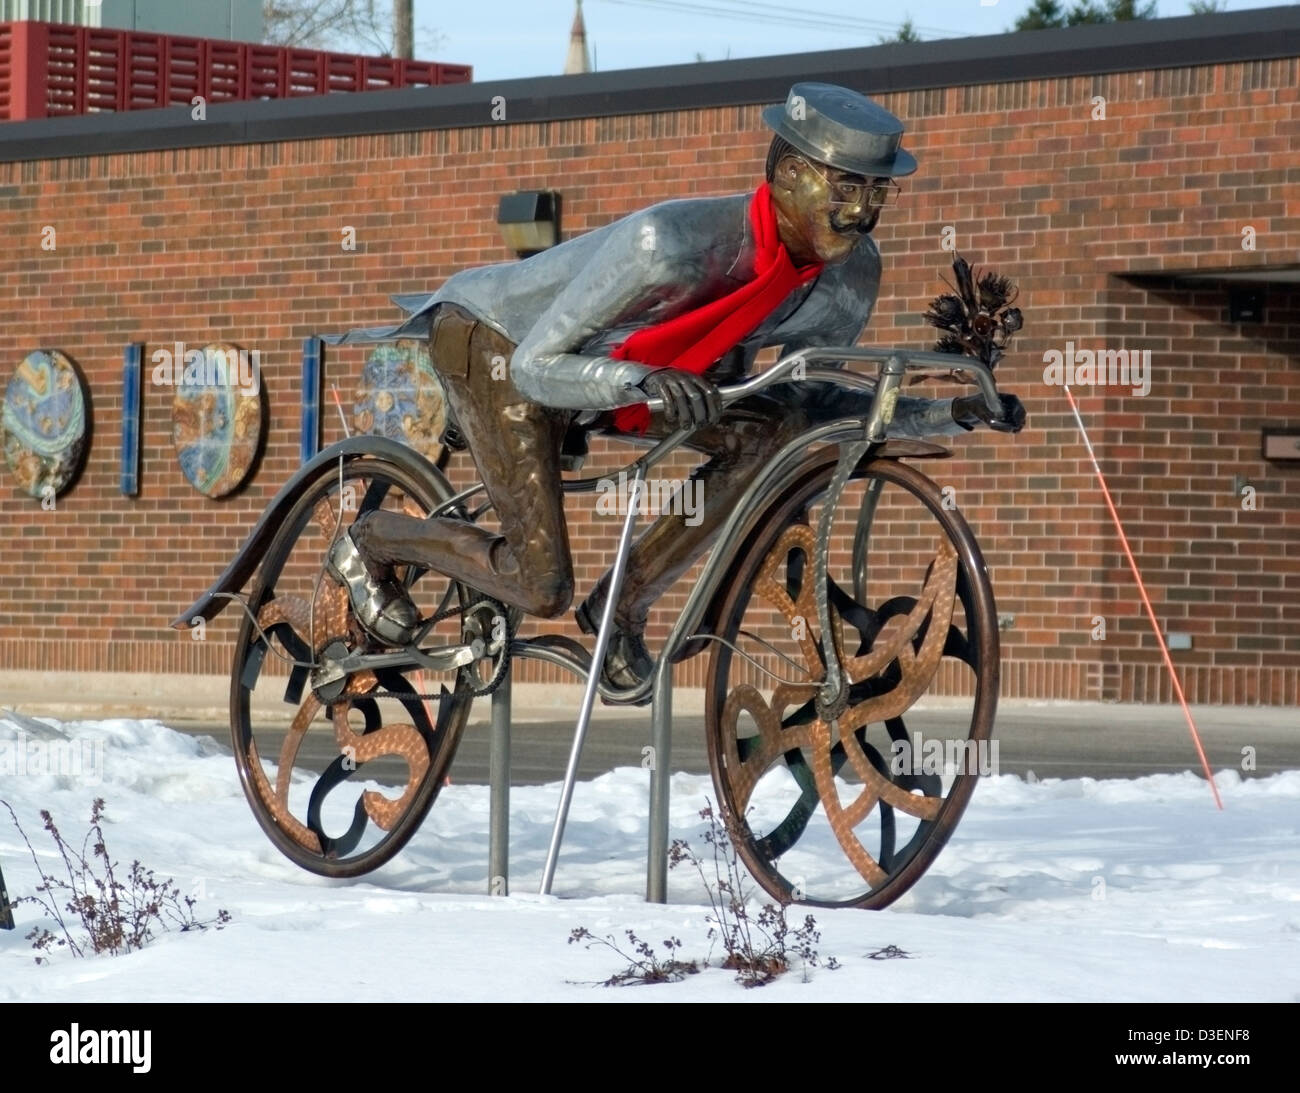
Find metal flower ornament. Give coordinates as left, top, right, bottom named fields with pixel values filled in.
left=922, top=254, right=1024, bottom=372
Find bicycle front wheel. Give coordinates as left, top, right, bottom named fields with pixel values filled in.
left=705, top=451, right=998, bottom=910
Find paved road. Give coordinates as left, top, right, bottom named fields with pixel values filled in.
left=168, top=702, right=1297, bottom=786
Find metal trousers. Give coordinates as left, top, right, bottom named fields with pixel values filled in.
left=352, top=303, right=576, bottom=619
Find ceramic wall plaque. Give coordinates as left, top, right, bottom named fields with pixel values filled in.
left=353, top=340, right=448, bottom=463
left=2, top=349, right=89, bottom=499
left=171, top=342, right=264, bottom=498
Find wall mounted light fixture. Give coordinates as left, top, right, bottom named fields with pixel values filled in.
left=1262, top=428, right=1300, bottom=465
left=496, top=191, right=561, bottom=258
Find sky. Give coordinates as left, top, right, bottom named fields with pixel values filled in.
left=404, top=0, right=1288, bottom=81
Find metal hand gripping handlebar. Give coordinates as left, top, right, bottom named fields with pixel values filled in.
left=640, top=346, right=1004, bottom=436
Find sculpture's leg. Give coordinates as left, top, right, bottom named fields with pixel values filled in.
left=583, top=394, right=809, bottom=632
left=352, top=304, right=576, bottom=619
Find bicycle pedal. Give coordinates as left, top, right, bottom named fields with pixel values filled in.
left=311, top=637, right=354, bottom=705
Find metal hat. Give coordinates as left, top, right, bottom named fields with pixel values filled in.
left=762, top=82, right=917, bottom=178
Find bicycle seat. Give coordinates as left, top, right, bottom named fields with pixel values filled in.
left=561, top=421, right=590, bottom=471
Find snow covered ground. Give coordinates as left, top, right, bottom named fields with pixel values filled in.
left=1, top=713, right=1297, bottom=1002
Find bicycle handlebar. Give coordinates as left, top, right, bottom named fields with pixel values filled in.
left=639, top=346, right=1004, bottom=420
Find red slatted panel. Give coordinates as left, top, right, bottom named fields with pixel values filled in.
left=246, top=44, right=284, bottom=99
left=0, top=21, right=473, bottom=120
left=0, top=24, right=15, bottom=120
left=286, top=48, right=325, bottom=97
left=208, top=41, right=246, bottom=102
left=85, top=28, right=125, bottom=112
left=400, top=61, right=437, bottom=88
left=363, top=57, right=399, bottom=91
left=326, top=53, right=361, bottom=94
left=433, top=63, right=472, bottom=85
left=124, top=32, right=164, bottom=109
left=163, top=34, right=202, bottom=106
left=44, top=23, right=83, bottom=115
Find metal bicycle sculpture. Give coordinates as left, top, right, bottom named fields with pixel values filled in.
left=175, top=342, right=1011, bottom=911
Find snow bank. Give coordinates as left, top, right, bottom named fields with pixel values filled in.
left=1, top=713, right=1296, bottom=1002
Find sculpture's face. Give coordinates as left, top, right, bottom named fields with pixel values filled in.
left=771, top=154, right=886, bottom=266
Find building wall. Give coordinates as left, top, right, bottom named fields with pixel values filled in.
left=1095, top=274, right=1299, bottom=704
left=0, top=0, right=264, bottom=39
left=0, top=56, right=1296, bottom=703
left=0, top=1, right=83, bottom=23
left=97, top=0, right=263, bottom=41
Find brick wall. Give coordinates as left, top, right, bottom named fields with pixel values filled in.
left=0, top=57, right=1296, bottom=703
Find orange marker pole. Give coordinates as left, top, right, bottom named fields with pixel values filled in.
left=1064, top=385, right=1222, bottom=810
left=331, top=385, right=351, bottom=438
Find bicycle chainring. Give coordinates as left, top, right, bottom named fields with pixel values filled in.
left=458, top=597, right=512, bottom=697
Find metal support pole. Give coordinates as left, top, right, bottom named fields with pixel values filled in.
left=540, top=465, right=645, bottom=895
left=646, top=658, right=673, bottom=903
left=488, top=671, right=511, bottom=896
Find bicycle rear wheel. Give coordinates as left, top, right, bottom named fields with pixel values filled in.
left=705, top=451, right=998, bottom=910
left=229, top=448, right=477, bottom=878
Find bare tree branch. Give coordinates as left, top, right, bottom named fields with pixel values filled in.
left=263, top=0, right=446, bottom=63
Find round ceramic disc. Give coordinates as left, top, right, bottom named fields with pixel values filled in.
left=2, top=349, right=89, bottom=499
left=353, top=340, right=448, bottom=464
left=172, top=343, right=264, bottom=498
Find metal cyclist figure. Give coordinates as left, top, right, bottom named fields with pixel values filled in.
left=324, top=81, right=1025, bottom=695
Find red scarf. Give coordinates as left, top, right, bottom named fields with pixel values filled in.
left=610, top=182, right=824, bottom=433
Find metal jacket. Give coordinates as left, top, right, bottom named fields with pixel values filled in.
left=328, top=191, right=964, bottom=437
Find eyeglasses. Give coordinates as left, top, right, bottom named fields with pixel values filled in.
left=797, top=158, right=901, bottom=208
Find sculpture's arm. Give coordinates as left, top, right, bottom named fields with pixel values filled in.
left=509, top=212, right=684, bottom=411
left=773, top=245, right=969, bottom=439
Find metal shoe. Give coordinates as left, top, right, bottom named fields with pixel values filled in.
left=326, top=530, right=420, bottom=647
left=602, top=629, right=654, bottom=692
left=575, top=597, right=653, bottom=695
